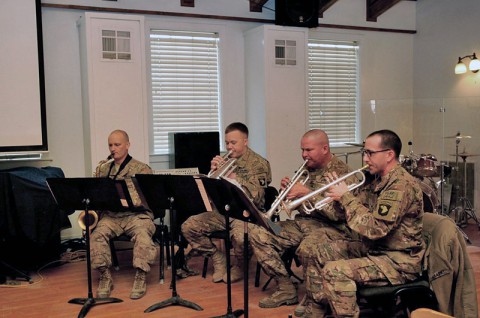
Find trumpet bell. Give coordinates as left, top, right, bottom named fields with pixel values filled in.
left=78, top=210, right=99, bottom=230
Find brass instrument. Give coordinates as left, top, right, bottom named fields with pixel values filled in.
left=93, top=155, right=114, bottom=177
left=78, top=210, right=99, bottom=231
left=278, top=165, right=369, bottom=217
left=208, top=150, right=237, bottom=179
left=263, top=160, right=310, bottom=220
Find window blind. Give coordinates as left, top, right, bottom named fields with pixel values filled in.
left=149, top=30, right=220, bottom=155
left=308, top=40, right=359, bottom=146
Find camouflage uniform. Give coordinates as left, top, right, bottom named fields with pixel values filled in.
left=249, top=155, right=355, bottom=282
left=181, top=147, right=271, bottom=264
left=306, top=164, right=425, bottom=318
left=91, top=156, right=157, bottom=273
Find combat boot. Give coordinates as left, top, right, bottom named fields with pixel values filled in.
left=294, top=294, right=307, bottom=317
left=211, top=251, right=227, bottom=283
left=303, top=301, right=327, bottom=318
left=258, top=276, right=298, bottom=308
left=96, top=267, right=113, bottom=298
left=130, top=269, right=147, bottom=299
left=222, top=265, right=243, bottom=283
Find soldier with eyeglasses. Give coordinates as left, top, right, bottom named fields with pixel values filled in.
left=301, top=129, right=426, bottom=318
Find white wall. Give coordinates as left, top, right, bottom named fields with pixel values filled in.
left=33, top=0, right=418, bottom=239
left=414, top=0, right=480, bottom=213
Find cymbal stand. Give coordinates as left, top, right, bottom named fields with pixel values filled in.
left=438, top=161, right=446, bottom=215
left=446, top=139, right=471, bottom=243
left=456, top=154, right=480, bottom=229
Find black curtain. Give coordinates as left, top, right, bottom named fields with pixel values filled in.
left=0, top=166, right=72, bottom=270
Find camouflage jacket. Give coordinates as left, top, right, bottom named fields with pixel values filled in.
left=299, top=155, right=352, bottom=223
left=339, top=164, right=426, bottom=284
left=234, top=147, right=272, bottom=210
left=96, top=156, right=153, bottom=219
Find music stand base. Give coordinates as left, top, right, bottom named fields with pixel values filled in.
left=211, top=309, right=244, bottom=318
left=144, top=295, right=203, bottom=313
left=68, top=297, right=123, bottom=318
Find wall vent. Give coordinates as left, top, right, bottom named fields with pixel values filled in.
left=275, top=39, right=296, bottom=66
left=102, top=29, right=131, bottom=60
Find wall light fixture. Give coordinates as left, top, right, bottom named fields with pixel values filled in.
left=455, top=53, right=480, bottom=74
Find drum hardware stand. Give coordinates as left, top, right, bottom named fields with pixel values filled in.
left=438, top=161, right=446, bottom=215
left=444, top=133, right=479, bottom=243
left=455, top=152, right=480, bottom=229
left=334, top=150, right=361, bottom=165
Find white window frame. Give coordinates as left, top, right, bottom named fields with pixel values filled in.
left=149, top=29, right=221, bottom=155
left=307, top=39, right=359, bottom=147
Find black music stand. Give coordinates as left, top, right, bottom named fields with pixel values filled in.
left=200, top=177, right=281, bottom=318
left=133, top=174, right=204, bottom=313
left=46, top=178, right=129, bottom=318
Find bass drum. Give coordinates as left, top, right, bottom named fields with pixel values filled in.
left=418, top=179, right=439, bottom=213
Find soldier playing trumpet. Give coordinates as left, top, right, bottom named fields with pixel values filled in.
left=182, top=122, right=272, bottom=283
left=249, top=129, right=359, bottom=312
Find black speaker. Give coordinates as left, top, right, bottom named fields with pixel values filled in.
left=169, top=132, right=220, bottom=175
left=275, top=0, right=319, bottom=28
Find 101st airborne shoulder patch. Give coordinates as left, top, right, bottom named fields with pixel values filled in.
left=373, top=190, right=403, bottom=222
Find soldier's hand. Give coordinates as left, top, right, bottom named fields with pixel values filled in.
left=325, top=172, right=349, bottom=201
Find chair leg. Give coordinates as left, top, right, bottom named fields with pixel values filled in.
left=254, top=262, right=262, bottom=287
left=262, top=276, right=274, bottom=291
left=109, top=240, right=120, bottom=271
left=158, top=229, right=165, bottom=284
left=164, top=226, right=171, bottom=267
left=202, top=257, right=209, bottom=279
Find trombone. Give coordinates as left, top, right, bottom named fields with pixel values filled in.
left=263, top=160, right=309, bottom=219
left=267, top=164, right=369, bottom=218
left=208, top=150, right=237, bottom=178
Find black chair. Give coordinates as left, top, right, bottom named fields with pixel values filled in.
left=255, top=244, right=303, bottom=290
left=201, top=185, right=278, bottom=279
left=109, top=209, right=171, bottom=282
left=357, top=273, right=437, bottom=317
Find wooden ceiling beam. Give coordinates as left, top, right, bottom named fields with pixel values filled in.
left=318, top=0, right=339, bottom=18
left=367, top=0, right=403, bottom=22
left=181, top=0, right=194, bottom=8
left=250, top=0, right=269, bottom=12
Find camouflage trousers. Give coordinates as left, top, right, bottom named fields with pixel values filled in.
left=249, top=217, right=334, bottom=279
left=181, top=210, right=254, bottom=264
left=90, top=213, right=157, bottom=272
left=305, top=229, right=388, bottom=318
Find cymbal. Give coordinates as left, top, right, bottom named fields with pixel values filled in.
left=444, top=133, right=472, bottom=139
left=345, top=142, right=364, bottom=147
left=334, top=150, right=362, bottom=156
left=450, top=152, right=480, bottom=158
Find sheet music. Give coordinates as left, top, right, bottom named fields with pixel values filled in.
left=154, top=167, right=200, bottom=175
left=194, top=177, right=213, bottom=212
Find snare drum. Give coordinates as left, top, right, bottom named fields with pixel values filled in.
left=413, top=154, right=438, bottom=178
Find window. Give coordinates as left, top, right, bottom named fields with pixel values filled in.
left=102, top=29, right=131, bottom=60
left=149, top=30, right=220, bottom=155
left=307, top=40, right=359, bottom=146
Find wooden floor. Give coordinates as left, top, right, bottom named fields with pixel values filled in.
left=1, top=220, right=480, bottom=318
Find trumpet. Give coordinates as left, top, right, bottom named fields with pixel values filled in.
left=78, top=210, right=99, bottom=231
left=263, top=160, right=310, bottom=220
left=208, top=150, right=237, bottom=179
left=280, top=164, right=369, bottom=216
